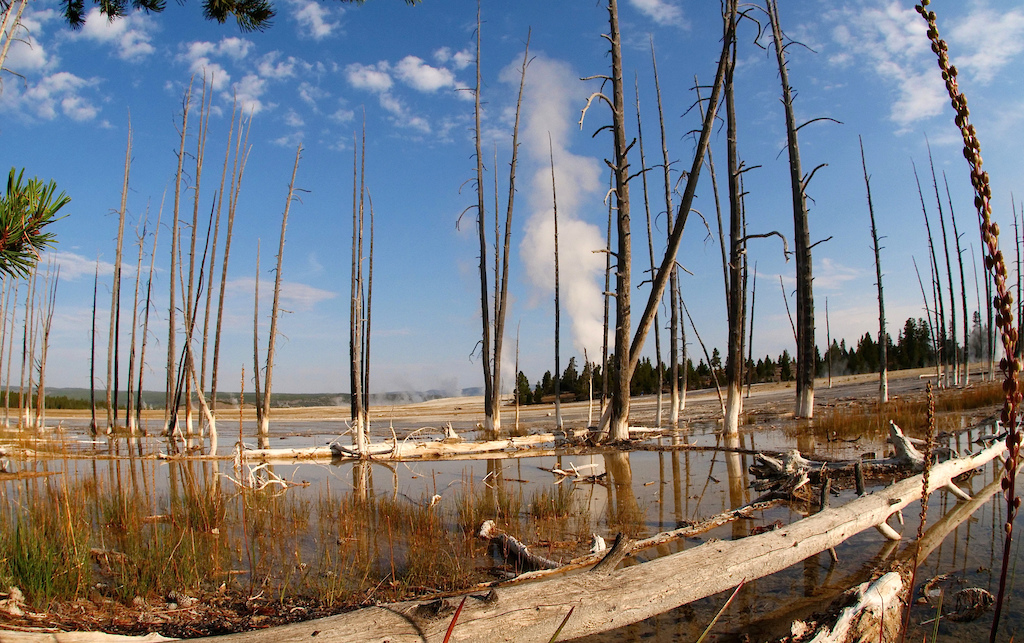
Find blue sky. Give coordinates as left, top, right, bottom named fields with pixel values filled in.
left=1, top=0, right=1023, bottom=396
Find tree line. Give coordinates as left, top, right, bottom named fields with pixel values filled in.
left=515, top=315, right=968, bottom=405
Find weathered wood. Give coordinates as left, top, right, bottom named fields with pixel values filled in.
left=192, top=437, right=1005, bottom=643
left=477, top=520, right=560, bottom=572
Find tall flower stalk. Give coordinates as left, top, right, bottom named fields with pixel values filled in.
left=914, top=2, right=1020, bottom=639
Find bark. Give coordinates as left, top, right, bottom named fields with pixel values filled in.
left=550, top=136, right=563, bottom=430
left=252, top=242, right=263, bottom=447
left=724, top=0, right=743, bottom=435
left=0, top=0, right=29, bottom=75
left=860, top=136, right=888, bottom=402
left=606, top=0, right=632, bottom=442
left=651, top=41, right=680, bottom=425
left=601, top=171, right=612, bottom=415
left=768, top=0, right=815, bottom=418
left=0, top=280, right=11, bottom=427
left=167, top=83, right=192, bottom=433
left=213, top=440, right=1005, bottom=643
left=17, top=268, right=33, bottom=428
left=747, top=264, right=757, bottom=397
left=477, top=520, right=560, bottom=572
left=261, top=146, right=302, bottom=440
left=363, top=191, right=374, bottom=434
left=108, top=122, right=131, bottom=430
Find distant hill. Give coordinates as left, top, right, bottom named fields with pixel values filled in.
left=41, top=387, right=484, bottom=409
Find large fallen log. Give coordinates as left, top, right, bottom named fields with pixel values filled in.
left=193, top=438, right=1005, bottom=643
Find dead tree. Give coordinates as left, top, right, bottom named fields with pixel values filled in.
left=914, top=161, right=946, bottom=385
left=651, top=41, right=681, bottom=424
left=635, top=74, right=664, bottom=426
left=136, top=202, right=163, bottom=433
left=167, top=82, right=192, bottom=433
left=210, top=108, right=252, bottom=414
left=929, top=141, right=958, bottom=384
left=580, top=0, right=633, bottom=442
left=944, top=173, right=970, bottom=385
left=125, top=214, right=146, bottom=434
left=723, top=0, right=744, bottom=434
left=107, top=121, right=131, bottom=430
left=549, top=137, right=564, bottom=429
left=350, top=130, right=366, bottom=452
left=89, top=261, right=98, bottom=434
left=860, top=136, right=888, bottom=402
left=768, top=0, right=819, bottom=418
left=259, top=145, right=302, bottom=441
left=34, top=263, right=57, bottom=429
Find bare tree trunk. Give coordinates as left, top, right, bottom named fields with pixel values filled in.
left=913, top=257, right=939, bottom=377
left=747, top=264, right=757, bottom=397
left=651, top=42, right=680, bottom=425
left=0, top=280, right=15, bottom=428
left=860, top=136, right=888, bottom=402
left=211, top=109, right=251, bottom=413
left=108, top=122, right=131, bottom=430
left=490, top=32, right=530, bottom=436
left=18, top=269, right=35, bottom=428
left=928, top=142, right=958, bottom=384
left=723, top=0, right=743, bottom=436
left=260, top=145, right=302, bottom=441
left=167, top=82, right=193, bottom=433
left=944, top=173, right=970, bottom=385
left=635, top=74, right=663, bottom=427
left=350, top=132, right=365, bottom=452
left=137, top=202, right=163, bottom=434
left=549, top=136, right=563, bottom=430
left=89, top=262, right=98, bottom=434
left=606, top=0, right=632, bottom=442
left=0, top=0, right=29, bottom=75
left=825, top=297, right=832, bottom=388
left=768, top=0, right=815, bottom=418
left=678, top=283, right=687, bottom=410
left=252, top=241, right=263, bottom=447
left=126, top=214, right=146, bottom=434
left=471, top=2, right=494, bottom=433
left=34, top=264, right=58, bottom=429
left=601, top=171, right=612, bottom=415
left=914, top=162, right=946, bottom=386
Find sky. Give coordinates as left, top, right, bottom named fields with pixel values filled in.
left=1, top=0, right=1023, bottom=397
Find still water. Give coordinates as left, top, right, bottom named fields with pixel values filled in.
left=1, top=412, right=1022, bottom=642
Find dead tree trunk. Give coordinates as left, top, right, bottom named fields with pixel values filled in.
left=89, top=262, right=98, bottom=434
left=651, top=42, right=680, bottom=425
left=350, top=131, right=366, bottom=452
left=768, top=0, right=816, bottom=418
left=260, top=145, right=302, bottom=441
left=914, top=161, right=946, bottom=386
left=137, top=204, right=162, bottom=434
left=125, top=215, right=146, bottom=434
left=944, top=173, right=970, bottom=385
left=471, top=2, right=495, bottom=434
left=34, top=264, right=57, bottom=429
left=723, top=0, right=743, bottom=435
left=550, top=137, right=563, bottom=430
left=108, top=121, right=131, bottom=430
left=860, top=136, right=888, bottom=402
left=929, top=142, right=958, bottom=385
left=252, top=241, right=263, bottom=447
left=747, top=264, right=757, bottom=397
left=166, top=83, right=192, bottom=434
left=635, top=75, right=664, bottom=427
left=601, top=171, right=612, bottom=415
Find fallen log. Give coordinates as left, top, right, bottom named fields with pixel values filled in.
left=476, top=521, right=560, bottom=572
left=190, top=435, right=1005, bottom=643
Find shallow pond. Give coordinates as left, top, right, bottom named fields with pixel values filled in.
left=1, top=409, right=1022, bottom=642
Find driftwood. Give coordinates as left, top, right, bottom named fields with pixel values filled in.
left=178, top=438, right=1004, bottom=643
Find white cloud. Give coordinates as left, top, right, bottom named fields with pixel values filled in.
left=346, top=61, right=392, bottom=92
left=77, top=7, right=155, bottom=61
left=298, top=81, right=327, bottom=108
left=284, top=108, right=304, bottom=127
left=287, top=0, right=339, bottom=40
left=233, top=73, right=267, bottom=115
left=6, top=71, right=101, bottom=121
left=218, top=36, right=252, bottom=60
left=828, top=2, right=943, bottom=127
left=628, top=0, right=688, bottom=28
left=257, top=51, right=298, bottom=79
left=433, top=46, right=472, bottom=70
left=395, top=55, right=456, bottom=92
left=44, top=250, right=113, bottom=281
left=228, top=278, right=335, bottom=312
left=330, top=106, right=355, bottom=123
left=947, top=7, right=1024, bottom=85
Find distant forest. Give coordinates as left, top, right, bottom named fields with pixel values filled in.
left=515, top=315, right=989, bottom=405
